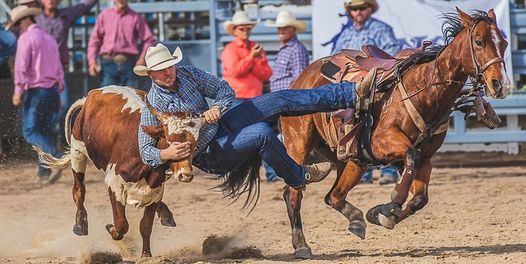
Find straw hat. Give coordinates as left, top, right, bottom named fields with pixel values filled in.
left=18, top=0, right=37, bottom=4
left=223, top=11, right=257, bottom=36
left=264, top=11, right=306, bottom=32
left=6, top=5, right=41, bottom=30
left=344, top=0, right=378, bottom=14
left=133, top=43, right=183, bottom=76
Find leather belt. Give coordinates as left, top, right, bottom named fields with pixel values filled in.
left=101, top=54, right=136, bottom=65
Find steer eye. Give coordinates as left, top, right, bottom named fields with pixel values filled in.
left=475, top=39, right=482, bottom=46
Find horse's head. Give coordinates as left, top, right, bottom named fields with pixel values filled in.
left=142, top=102, right=202, bottom=183
left=457, top=8, right=511, bottom=99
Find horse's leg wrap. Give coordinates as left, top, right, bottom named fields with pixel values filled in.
left=391, top=148, right=420, bottom=205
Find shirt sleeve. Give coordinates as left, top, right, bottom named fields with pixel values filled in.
left=252, top=51, right=273, bottom=81
left=291, top=45, right=309, bottom=79
left=13, top=37, right=31, bottom=95
left=138, top=101, right=163, bottom=167
left=63, top=0, right=97, bottom=25
left=221, top=44, right=255, bottom=78
left=136, top=15, right=156, bottom=61
left=377, top=26, right=401, bottom=56
left=87, top=13, right=104, bottom=66
left=193, top=67, right=234, bottom=111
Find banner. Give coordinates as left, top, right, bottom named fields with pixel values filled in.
left=312, top=0, right=512, bottom=78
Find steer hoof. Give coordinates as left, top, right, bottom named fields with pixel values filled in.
left=72, top=224, right=88, bottom=236
left=160, top=216, right=176, bottom=227
left=294, top=247, right=313, bottom=259
left=141, top=252, right=152, bottom=258
left=105, top=224, right=124, bottom=240
left=348, top=220, right=366, bottom=239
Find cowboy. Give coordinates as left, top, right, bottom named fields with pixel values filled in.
left=261, top=11, right=309, bottom=182
left=135, top=44, right=366, bottom=189
left=20, top=0, right=98, bottom=142
left=87, top=0, right=155, bottom=87
left=8, top=5, right=64, bottom=182
left=221, top=10, right=272, bottom=106
left=333, top=0, right=400, bottom=56
left=334, top=0, right=401, bottom=185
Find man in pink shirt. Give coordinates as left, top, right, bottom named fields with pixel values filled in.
left=8, top=5, right=64, bottom=182
left=87, top=0, right=155, bottom=87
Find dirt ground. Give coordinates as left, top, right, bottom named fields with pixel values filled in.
left=0, top=161, right=525, bottom=263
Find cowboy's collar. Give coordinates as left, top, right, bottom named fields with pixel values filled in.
left=353, top=17, right=374, bottom=32
left=282, top=36, right=299, bottom=48
left=111, top=6, right=131, bottom=15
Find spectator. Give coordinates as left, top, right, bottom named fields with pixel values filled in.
left=221, top=10, right=272, bottom=106
left=8, top=5, right=63, bottom=183
left=262, top=11, right=309, bottom=183
left=334, top=0, right=401, bottom=185
left=87, top=0, right=155, bottom=87
left=0, top=25, right=16, bottom=68
left=26, top=0, right=98, bottom=137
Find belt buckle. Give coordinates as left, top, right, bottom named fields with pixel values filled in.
left=113, top=54, right=127, bottom=65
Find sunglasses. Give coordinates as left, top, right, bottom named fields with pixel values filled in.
left=350, top=6, right=369, bottom=11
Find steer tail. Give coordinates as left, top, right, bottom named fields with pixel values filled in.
left=33, top=146, right=71, bottom=170
left=65, top=97, right=86, bottom=145
left=215, top=156, right=262, bottom=214
left=32, top=97, right=86, bottom=170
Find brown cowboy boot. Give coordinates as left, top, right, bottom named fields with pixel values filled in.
left=356, top=68, right=377, bottom=99
left=304, top=162, right=334, bottom=184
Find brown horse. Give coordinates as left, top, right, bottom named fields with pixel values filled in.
left=280, top=8, right=511, bottom=258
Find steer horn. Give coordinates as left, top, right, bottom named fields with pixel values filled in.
left=145, top=98, right=166, bottom=122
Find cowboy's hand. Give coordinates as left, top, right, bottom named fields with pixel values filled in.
left=202, top=106, right=221, bottom=124
left=12, top=93, right=22, bottom=107
left=250, top=44, right=263, bottom=58
left=88, top=64, right=100, bottom=77
left=160, top=142, right=191, bottom=161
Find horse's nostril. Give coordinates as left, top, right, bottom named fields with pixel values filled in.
left=492, top=79, right=502, bottom=94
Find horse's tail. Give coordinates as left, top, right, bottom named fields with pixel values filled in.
left=32, top=97, right=86, bottom=170
left=215, top=156, right=262, bottom=214
left=65, top=97, right=86, bottom=145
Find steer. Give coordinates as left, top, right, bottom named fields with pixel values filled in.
left=36, top=85, right=202, bottom=257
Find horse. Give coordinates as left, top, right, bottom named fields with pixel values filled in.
left=279, top=8, right=511, bottom=258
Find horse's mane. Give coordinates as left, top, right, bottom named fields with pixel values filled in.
left=396, top=10, right=494, bottom=75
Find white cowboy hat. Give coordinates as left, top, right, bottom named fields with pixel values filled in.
left=223, top=11, right=257, bottom=36
left=18, top=0, right=37, bottom=4
left=133, top=43, right=183, bottom=76
left=264, top=11, right=306, bottom=32
left=6, top=5, right=41, bottom=30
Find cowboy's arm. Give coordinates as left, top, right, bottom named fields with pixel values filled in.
left=194, top=67, right=234, bottom=110
left=138, top=107, right=163, bottom=167
left=377, top=26, right=401, bottom=56
left=63, top=0, right=98, bottom=25
left=14, top=36, right=31, bottom=96
left=87, top=14, right=103, bottom=67
left=136, top=15, right=156, bottom=64
left=221, top=45, right=255, bottom=77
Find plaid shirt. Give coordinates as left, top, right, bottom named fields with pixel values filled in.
left=270, top=37, right=309, bottom=92
left=138, top=65, right=234, bottom=167
left=332, top=17, right=401, bottom=56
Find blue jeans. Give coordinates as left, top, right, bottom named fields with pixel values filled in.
left=0, top=26, right=16, bottom=65
left=361, top=166, right=399, bottom=182
left=100, top=59, right=138, bottom=87
left=22, top=87, right=61, bottom=176
left=195, top=82, right=356, bottom=187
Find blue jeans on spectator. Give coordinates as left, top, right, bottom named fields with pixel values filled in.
left=100, top=59, right=138, bottom=87
left=194, top=82, right=356, bottom=187
left=22, top=87, right=61, bottom=177
left=0, top=26, right=16, bottom=65
left=361, top=166, right=399, bottom=182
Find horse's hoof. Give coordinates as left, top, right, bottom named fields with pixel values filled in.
left=294, top=247, right=313, bottom=259
left=348, top=220, right=366, bottom=239
left=378, top=213, right=396, bottom=229
left=160, top=216, right=176, bottom=227
left=105, top=224, right=114, bottom=234
left=72, top=224, right=88, bottom=236
left=366, top=205, right=382, bottom=226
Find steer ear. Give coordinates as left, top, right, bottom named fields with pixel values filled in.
left=142, top=125, right=164, bottom=139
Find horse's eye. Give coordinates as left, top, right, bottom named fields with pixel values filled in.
left=475, top=40, right=482, bottom=46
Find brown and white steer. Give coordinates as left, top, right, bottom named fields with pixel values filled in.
left=36, top=85, right=202, bottom=257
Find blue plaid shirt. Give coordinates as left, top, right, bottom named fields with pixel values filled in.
left=332, top=17, right=401, bottom=56
left=270, top=37, right=309, bottom=92
left=138, top=65, right=234, bottom=167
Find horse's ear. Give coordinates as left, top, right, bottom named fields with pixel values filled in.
left=487, top=9, right=497, bottom=23
left=456, top=7, right=474, bottom=28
